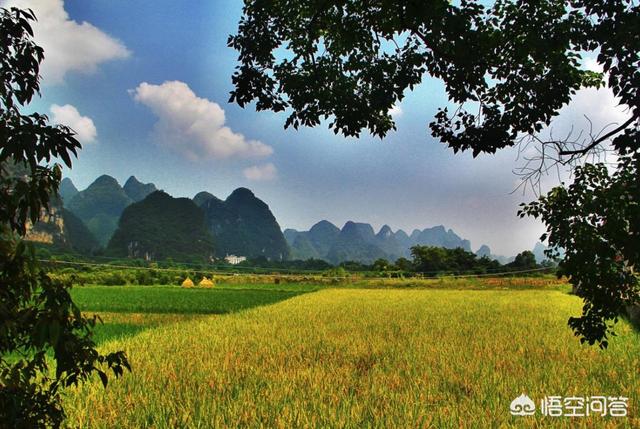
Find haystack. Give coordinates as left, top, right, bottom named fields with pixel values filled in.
left=181, top=277, right=194, bottom=288
left=198, top=277, right=215, bottom=288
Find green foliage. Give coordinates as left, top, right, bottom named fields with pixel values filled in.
left=227, top=0, right=633, bottom=151
left=509, top=250, right=538, bottom=270
left=107, top=191, right=215, bottom=262
left=521, top=158, right=640, bottom=348
left=411, top=245, right=505, bottom=276
left=394, top=257, right=413, bottom=272
left=0, top=7, right=128, bottom=427
left=372, top=258, right=390, bottom=272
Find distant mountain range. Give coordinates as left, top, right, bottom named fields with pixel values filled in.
left=48, top=175, right=288, bottom=262
left=64, top=175, right=157, bottom=246
left=285, top=222, right=481, bottom=264
left=25, top=174, right=551, bottom=265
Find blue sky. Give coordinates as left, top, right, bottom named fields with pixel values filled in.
left=5, top=0, right=626, bottom=256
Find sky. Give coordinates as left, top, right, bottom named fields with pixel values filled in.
left=3, top=0, right=629, bottom=257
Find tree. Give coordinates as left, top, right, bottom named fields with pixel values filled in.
left=372, top=258, right=390, bottom=272
left=394, top=257, right=413, bottom=272
left=0, top=7, right=129, bottom=427
left=229, top=0, right=639, bottom=346
left=520, top=160, right=639, bottom=348
left=509, top=250, right=538, bottom=270
left=410, top=246, right=450, bottom=275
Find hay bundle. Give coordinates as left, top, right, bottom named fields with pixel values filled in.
left=198, top=277, right=215, bottom=288
left=181, top=277, right=194, bottom=288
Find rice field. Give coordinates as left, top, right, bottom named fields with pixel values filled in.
left=65, top=284, right=640, bottom=428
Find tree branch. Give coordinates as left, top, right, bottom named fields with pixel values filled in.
left=558, top=114, right=638, bottom=156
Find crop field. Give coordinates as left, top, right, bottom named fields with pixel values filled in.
left=65, top=283, right=639, bottom=428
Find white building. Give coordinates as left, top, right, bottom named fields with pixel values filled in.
left=225, top=255, right=246, bottom=265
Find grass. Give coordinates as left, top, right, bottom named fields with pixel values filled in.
left=64, top=285, right=640, bottom=428
left=70, top=285, right=310, bottom=314
left=70, top=285, right=312, bottom=343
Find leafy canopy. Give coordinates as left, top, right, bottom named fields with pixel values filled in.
left=229, top=0, right=636, bottom=154
left=0, top=7, right=128, bottom=427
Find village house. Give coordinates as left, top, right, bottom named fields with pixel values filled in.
left=224, top=255, right=246, bottom=265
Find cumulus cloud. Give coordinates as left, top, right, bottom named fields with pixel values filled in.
left=243, top=163, right=278, bottom=181
left=546, top=87, right=629, bottom=141
left=131, top=81, right=273, bottom=160
left=1, top=0, right=130, bottom=84
left=50, top=104, right=97, bottom=144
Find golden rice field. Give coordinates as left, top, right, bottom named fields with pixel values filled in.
left=65, top=286, right=640, bottom=428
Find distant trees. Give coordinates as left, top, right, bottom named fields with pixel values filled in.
left=509, top=251, right=538, bottom=270
left=410, top=246, right=507, bottom=276
left=372, top=258, right=391, bottom=272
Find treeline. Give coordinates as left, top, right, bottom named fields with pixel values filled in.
left=39, top=245, right=555, bottom=286
left=233, top=246, right=554, bottom=276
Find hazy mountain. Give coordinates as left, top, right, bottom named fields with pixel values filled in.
left=413, top=225, right=472, bottom=251
left=532, top=242, right=564, bottom=263
left=326, top=221, right=389, bottom=264
left=476, top=245, right=492, bottom=258
left=286, top=221, right=477, bottom=264
left=283, top=228, right=301, bottom=245
left=287, top=220, right=341, bottom=260
left=66, top=175, right=133, bottom=246
left=201, top=187, right=289, bottom=260
left=107, top=191, right=213, bottom=261
left=375, top=224, right=404, bottom=260
left=193, top=191, right=218, bottom=207
left=123, top=176, right=157, bottom=202
left=290, top=234, right=320, bottom=260
left=474, top=244, right=513, bottom=264
left=59, top=178, right=78, bottom=205
left=394, top=229, right=413, bottom=253
left=25, top=196, right=100, bottom=254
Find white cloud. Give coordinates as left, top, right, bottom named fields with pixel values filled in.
left=243, top=163, right=278, bottom=181
left=50, top=104, right=97, bottom=144
left=546, top=87, right=629, bottom=142
left=1, top=0, right=130, bottom=84
left=132, top=81, right=273, bottom=160
left=389, top=104, right=403, bottom=118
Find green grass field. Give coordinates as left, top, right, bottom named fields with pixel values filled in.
left=65, top=283, right=639, bottom=428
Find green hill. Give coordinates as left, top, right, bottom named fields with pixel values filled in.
left=66, top=175, right=134, bottom=246
left=201, top=188, right=289, bottom=260
left=106, top=191, right=214, bottom=262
